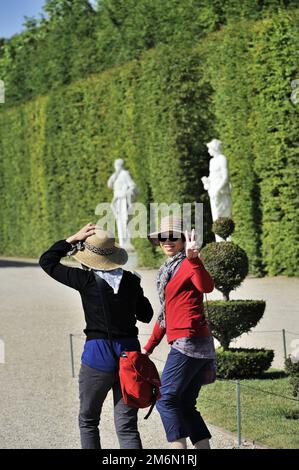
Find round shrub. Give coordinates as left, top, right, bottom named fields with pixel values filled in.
left=205, top=300, right=266, bottom=350
left=212, top=217, right=235, bottom=240
left=200, top=242, right=249, bottom=300
left=216, top=347, right=274, bottom=379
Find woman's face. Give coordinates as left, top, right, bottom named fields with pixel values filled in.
left=159, top=233, right=185, bottom=257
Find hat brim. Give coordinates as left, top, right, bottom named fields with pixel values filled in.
left=73, top=245, right=128, bottom=270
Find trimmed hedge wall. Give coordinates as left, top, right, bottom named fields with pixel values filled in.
left=0, top=100, right=50, bottom=256
left=0, top=46, right=214, bottom=265
left=248, top=13, right=299, bottom=276
left=204, top=10, right=299, bottom=275
left=204, top=22, right=263, bottom=274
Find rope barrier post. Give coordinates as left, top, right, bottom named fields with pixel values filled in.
left=236, top=381, right=241, bottom=447
left=282, top=329, right=287, bottom=362
left=70, top=334, right=75, bottom=378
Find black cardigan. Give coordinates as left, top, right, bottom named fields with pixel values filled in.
left=39, top=240, right=153, bottom=340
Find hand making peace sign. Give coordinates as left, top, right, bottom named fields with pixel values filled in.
left=184, top=229, right=200, bottom=259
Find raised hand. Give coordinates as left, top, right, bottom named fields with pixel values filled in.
left=66, top=223, right=96, bottom=244
left=185, top=229, right=199, bottom=259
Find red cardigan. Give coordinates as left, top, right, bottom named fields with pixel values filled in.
left=144, top=257, right=214, bottom=354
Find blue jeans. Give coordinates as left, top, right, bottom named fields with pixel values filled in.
left=156, top=348, right=212, bottom=444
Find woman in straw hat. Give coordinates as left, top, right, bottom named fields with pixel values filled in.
left=143, top=216, right=215, bottom=449
left=39, top=222, right=153, bottom=449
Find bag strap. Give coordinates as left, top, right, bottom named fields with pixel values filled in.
left=144, top=388, right=158, bottom=420
left=93, top=272, right=119, bottom=365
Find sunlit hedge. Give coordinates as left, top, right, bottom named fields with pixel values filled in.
left=0, top=9, right=298, bottom=274
left=0, top=46, right=213, bottom=266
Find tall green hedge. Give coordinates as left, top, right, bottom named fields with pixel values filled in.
left=0, top=100, right=50, bottom=256
left=204, top=22, right=263, bottom=274
left=0, top=46, right=214, bottom=266
left=204, top=10, right=299, bottom=275
left=249, top=12, right=299, bottom=275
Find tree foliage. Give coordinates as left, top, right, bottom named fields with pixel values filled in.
left=0, top=0, right=297, bottom=105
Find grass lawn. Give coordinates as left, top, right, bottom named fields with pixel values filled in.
left=198, top=370, right=299, bottom=449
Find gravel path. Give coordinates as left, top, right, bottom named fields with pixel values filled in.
left=0, top=258, right=298, bottom=449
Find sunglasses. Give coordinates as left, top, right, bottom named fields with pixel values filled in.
left=158, top=233, right=183, bottom=242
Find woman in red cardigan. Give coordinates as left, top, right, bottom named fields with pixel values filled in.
left=143, top=216, right=215, bottom=449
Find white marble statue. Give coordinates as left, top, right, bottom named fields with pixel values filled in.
left=107, top=159, right=136, bottom=248
left=201, top=139, right=232, bottom=241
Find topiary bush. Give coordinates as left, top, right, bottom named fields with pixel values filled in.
left=216, top=347, right=274, bottom=379
left=205, top=300, right=266, bottom=351
left=285, top=357, right=299, bottom=397
left=212, top=217, right=235, bottom=240
left=201, top=218, right=273, bottom=378
left=201, top=241, right=249, bottom=300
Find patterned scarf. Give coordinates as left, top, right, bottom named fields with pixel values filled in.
left=156, top=249, right=186, bottom=328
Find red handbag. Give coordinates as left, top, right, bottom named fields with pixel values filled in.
left=119, top=351, right=161, bottom=418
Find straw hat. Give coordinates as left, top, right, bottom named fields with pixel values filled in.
left=148, top=215, right=188, bottom=246
left=73, top=228, right=128, bottom=271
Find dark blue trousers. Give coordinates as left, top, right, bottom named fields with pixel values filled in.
left=156, top=348, right=212, bottom=444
